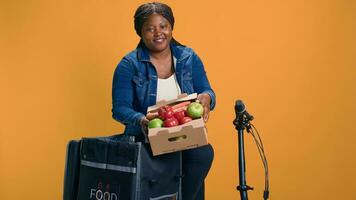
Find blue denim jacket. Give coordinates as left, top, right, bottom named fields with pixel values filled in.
left=112, top=43, right=216, bottom=136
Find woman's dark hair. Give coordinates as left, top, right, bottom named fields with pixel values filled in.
left=134, top=2, right=183, bottom=47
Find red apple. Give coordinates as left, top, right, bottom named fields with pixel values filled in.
left=158, top=105, right=174, bottom=120
left=163, top=117, right=179, bottom=127
left=179, top=116, right=192, bottom=125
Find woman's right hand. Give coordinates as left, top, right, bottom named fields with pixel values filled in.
left=140, top=116, right=149, bottom=134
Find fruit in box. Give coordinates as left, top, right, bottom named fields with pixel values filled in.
left=148, top=118, right=164, bottom=128
left=187, top=102, right=204, bottom=119
left=147, top=99, right=204, bottom=129
left=146, top=93, right=209, bottom=156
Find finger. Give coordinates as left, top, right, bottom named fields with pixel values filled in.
left=141, top=125, right=147, bottom=134
left=203, top=107, right=210, bottom=122
left=140, top=117, right=149, bottom=126
left=203, top=112, right=209, bottom=122
left=146, top=112, right=158, bottom=120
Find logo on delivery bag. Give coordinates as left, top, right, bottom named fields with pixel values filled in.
left=90, top=181, right=119, bottom=200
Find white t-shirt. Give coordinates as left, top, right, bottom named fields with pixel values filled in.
left=156, top=56, right=181, bottom=102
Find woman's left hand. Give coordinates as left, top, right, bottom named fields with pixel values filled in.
left=197, top=93, right=211, bottom=122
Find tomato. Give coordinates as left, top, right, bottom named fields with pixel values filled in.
left=173, top=110, right=186, bottom=121
left=179, top=116, right=193, bottom=125
left=163, top=117, right=179, bottom=127
left=158, top=105, right=174, bottom=120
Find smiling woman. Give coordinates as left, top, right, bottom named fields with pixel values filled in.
left=111, top=2, right=216, bottom=200
left=141, top=13, right=172, bottom=53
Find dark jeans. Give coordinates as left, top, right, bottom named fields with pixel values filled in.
left=182, top=144, right=214, bottom=200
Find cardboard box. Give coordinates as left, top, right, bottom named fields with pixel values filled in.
left=147, top=93, right=209, bottom=156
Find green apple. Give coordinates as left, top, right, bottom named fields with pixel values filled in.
left=148, top=118, right=163, bottom=128
left=187, top=102, right=204, bottom=119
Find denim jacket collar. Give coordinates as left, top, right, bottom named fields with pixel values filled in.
left=137, top=43, right=190, bottom=63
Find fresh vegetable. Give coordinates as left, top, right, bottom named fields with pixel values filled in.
left=173, top=110, right=186, bottom=121
left=171, top=101, right=191, bottom=111
left=158, top=105, right=174, bottom=120
left=163, top=117, right=179, bottom=127
left=179, top=116, right=193, bottom=125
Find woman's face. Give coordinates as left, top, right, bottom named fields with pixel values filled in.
left=141, top=13, right=172, bottom=53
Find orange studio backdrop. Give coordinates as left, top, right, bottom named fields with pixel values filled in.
left=1, top=0, right=355, bottom=199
